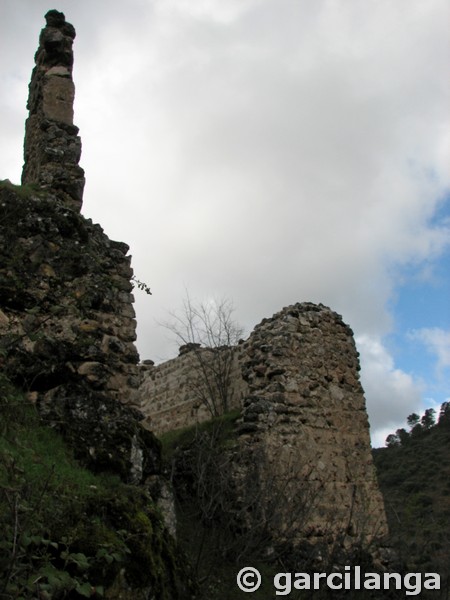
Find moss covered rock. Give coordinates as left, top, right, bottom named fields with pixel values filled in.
left=0, top=183, right=152, bottom=482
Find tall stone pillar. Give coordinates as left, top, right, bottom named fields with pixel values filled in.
left=21, top=10, right=85, bottom=210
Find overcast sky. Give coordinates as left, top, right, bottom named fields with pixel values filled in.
left=1, top=0, right=449, bottom=447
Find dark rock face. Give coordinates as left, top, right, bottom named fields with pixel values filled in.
left=0, top=12, right=196, bottom=598
left=0, top=186, right=138, bottom=392
left=0, top=183, right=159, bottom=483
left=40, top=382, right=161, bottom=482
left=22, top=10, right=85, bottom=210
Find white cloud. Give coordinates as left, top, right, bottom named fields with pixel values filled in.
left=356, top=335, right=424, bottom=447
left=409, top=328, right=450, bottom=373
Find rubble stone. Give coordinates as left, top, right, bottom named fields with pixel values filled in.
left=21, top=10, right=85, bottom=210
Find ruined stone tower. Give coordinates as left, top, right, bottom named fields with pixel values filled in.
left=236, top=303, right=389, bottom=549
left=1, top=11, right=157, bottom=483
left=139, top=303, right=390, bottom=553
left=22, top=10, right=85, bottom=210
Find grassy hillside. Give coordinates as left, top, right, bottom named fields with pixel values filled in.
left=0, top=373, right=195, bottom=599
left=373, top=406, right=450, bottom=595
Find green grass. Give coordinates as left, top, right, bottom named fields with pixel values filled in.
left=1, top=414, right=115, bottom=493
left=159, top=408, right=241, bottom=461
left=0, top=373, right=117, bottom=500
left=0, top=179, right=43, bottom=199
left=0, top=374, right=195, bottom=599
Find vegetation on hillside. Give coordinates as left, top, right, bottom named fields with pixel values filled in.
left=0, top=372, right=195, bottom=599
left=373, top=403, right=450, bottom=597
left=0, top=180, right=44, bottom=199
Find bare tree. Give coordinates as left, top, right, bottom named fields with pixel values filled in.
left=171, top=422, right=325, bottom=582
left=163, top=294, right=244, bottom=417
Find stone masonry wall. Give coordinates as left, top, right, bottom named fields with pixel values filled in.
left=139, top=345, right=248, bottom=433
left=236, top=302, right=388, bottom=547
left=0, top=179, right=161, bottom=483
left=0, top=11, right=159, bottom=484
left=0, top=15, right=197, bottom=596
left=22, top=10, right=85, bottom=210
left=139, top=302, right=389, bottom=549
left=0, top=184, right=140, bottom=406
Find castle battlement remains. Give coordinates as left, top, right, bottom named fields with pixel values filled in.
left=138, top=302, right=389, bottom=549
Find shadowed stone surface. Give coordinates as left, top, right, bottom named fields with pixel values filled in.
left=1, top=12, right=157, bottom=484
left=0, top=182, right=160, bottom=482
left=0, top=13, right=196, bottom=599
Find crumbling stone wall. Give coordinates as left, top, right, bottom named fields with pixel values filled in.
left=0, top=11, right=158, bottom=484
left=0, top=14, right=194, bottom=597
left=0, top=184, right=140, bottom=404
left=236, top=302, right=388, bottom=548
left=139, top=345, right=247, bottom=433
left=22, top=10, right=85, bottom=210
left=139, top=302, right=389, bottom=549
left=0, top=177, right=158, bottom=484
left=3, top=10, right=388, bottom=564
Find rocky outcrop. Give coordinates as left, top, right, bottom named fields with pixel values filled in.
left=22, top=10, right=85, bottom=210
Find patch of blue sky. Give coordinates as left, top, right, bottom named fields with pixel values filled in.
left=387, top=240, right=450, bottom=408
left=429, top=190, right=450, bottom=227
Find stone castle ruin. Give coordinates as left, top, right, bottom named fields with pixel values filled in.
left=1, top=10, right=389, bottom=568
left=22, top=9, right=85, bottom=211
left=0, top=11, right=157, bottom=484
left=138, top=302, right=389, bottom=549
left=139, top=342, right=246, bottom=433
